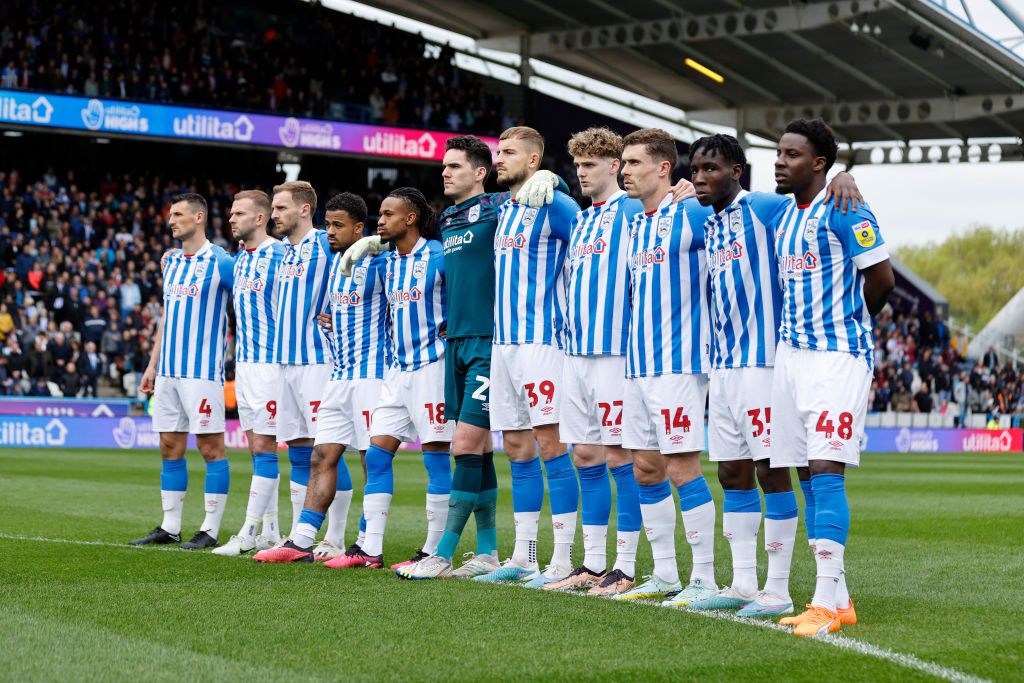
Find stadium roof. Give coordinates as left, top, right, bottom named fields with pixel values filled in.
left=364, top=0, right=1024, bottom=147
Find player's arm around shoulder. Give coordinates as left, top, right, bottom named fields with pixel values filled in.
left=214, top=246, right=235, bottom=290
left=681, top=196, right=713, bottom=249
left=548, top=191, right=582, bottom=242
left=745, top=192, right=792, bottom=230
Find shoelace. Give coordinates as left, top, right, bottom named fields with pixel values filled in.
left=598, top=569, right=627, bottom=587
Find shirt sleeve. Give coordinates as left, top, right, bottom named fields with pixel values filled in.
left=746, top=192, right=792, bottom=232
left=547, top=192, right=581, bottom=242
left=216, top=250, right=235, bottom=291
left=830, top=202, right=889, bottom=270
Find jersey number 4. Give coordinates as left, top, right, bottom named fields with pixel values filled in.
left=816, top=410, right=853, bottom=440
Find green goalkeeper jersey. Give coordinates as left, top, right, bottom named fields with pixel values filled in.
left=440, top=191, right=509, bottom=340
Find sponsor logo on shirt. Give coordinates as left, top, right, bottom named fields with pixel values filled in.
left=443, top=230, right=475, bottom=251
left=388, top=288, right=422, bottom=305
left=571, top=237, right=607, bottom=260
left=238, top=277, right=265, bottom=292
left=331, top=291, right=362, bottom=306
left=780, top=251, right=818, bottom=274
left=495, top=233, right=528, bottom=251
left=709, top=240, right=744, bottom=269
left=631, top=246, right=666, bottom=271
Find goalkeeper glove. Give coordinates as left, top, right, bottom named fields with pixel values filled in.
left=515, top=170, right=558, bottom=207
left=339, top=235, right=389, bottom=276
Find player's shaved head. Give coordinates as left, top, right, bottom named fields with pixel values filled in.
left=500, top=126, right=545, bottom=157
left=622, top=128, right=678, bottom=169
left=567, top=127, right=623, bottom=160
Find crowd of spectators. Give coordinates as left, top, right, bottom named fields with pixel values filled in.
left=1, top=161, right=1022, bottom=420
left=870, top=307, right=1023, bottom=424
left=0, top=0, right=512, bottom=134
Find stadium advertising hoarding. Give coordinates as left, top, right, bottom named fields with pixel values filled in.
left=0, top=397, right=136, bottom=417
left=0, top=89, right=498, bottom=161
left=1, top=416, right=1021, bottom=454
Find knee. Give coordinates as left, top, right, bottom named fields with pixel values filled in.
left=502, top=431, right=535, bottom=460
left=196, top=439, right=223, bottom=463
left=757, top=463, right=794, bottom=494
left=535, top=428, right=565, bottom=459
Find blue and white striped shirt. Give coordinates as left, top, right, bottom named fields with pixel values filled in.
left=233, top=237, right=285, bottom=365
left=704, top=190, right=790, bottom=369
left=274, top=229, right=332, bottom=366
left=494, top=191, right=580, bottom=348
left=626, top=196, right=712, bottom=378
left=326, top=252, right=390, bottom=380
left=775, top=189, right=889, bottom=365
left=159, top=242, right=234, bottom=382
left=565, top=190, right=642, bottom=357
left=384, top=238, right=446, bottom=372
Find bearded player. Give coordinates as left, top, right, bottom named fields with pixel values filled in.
left=253, top=192, right=385, bottom=563
left=213, top=190, right=286, bottom=556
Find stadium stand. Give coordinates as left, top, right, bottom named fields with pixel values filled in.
left=0, top=0, right=513, bottom=134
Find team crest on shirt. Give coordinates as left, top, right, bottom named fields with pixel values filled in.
left=194, top=262, right=207, bottom=278
left=301, top=243, right=313, bottom=260
left=657, top=216, right=672, bottom=237
left=521, top=208, right=539, bottom=227
left=854, top=220, right=876, bottom=247
left=468, top=205, right=481, bottom=223
left=352, top=266, right=367, bottom=285
left=600, top=209, right=616, bottom=229
left=729, top=210, right=742, bottom=232
left=412, top=261, right=427, bottom=279
left=804, top=218, right=819, bottom=239
left=255, top=257, right=269, bottom=274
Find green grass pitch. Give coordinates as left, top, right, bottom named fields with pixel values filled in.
left=0, top=448, right=1021, bottom=682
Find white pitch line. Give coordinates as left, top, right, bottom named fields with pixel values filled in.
left=607, top=596, right=989, bottom=683
left=0, top=532, right=184, bottom=551
left=0, top=533, right=994, bottom=682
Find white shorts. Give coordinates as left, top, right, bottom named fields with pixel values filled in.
left=708, top=367, right=774, bottom=462
left=490, top=343, right=564, bottom=431
left=236, top=362, right=280, bottom=436
left=372, top=360, right=454, bottom=444
left=277, top=364, right=331, bottom=443
left=770, top=343, right=871, bottom=468
left=622, top=374, right=708, bottom=454
left=152, top=376, right=225, bottom=434
left=314, top=377, right=383, bottom=452
left=560, top=354, right=627, bottom=446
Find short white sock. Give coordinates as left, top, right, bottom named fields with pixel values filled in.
left=292, top=522, right=318, bottom=549
left=241, top=475, right=277, bottom=542
left=723, top=511, right=760, bottom=596
left=160, top=490, right=186, bottom=536
left=323, top=489, right=353, bottom=547
left=512, top=511, right=540, bottom=566
left=681, top=500, right=716, bottom=585
left=356, top=528, right=366, bottom=547
left=361, top=492, right=392, bottom=557
left=423, top=493, right=449, bottom=555
left=641, top=494, right=679, bottom=584
left=550, top=511, right=576, bottom=568
left=200, top=493, right=227, bottom=539
left=262, top=476, right=280, bottom=539
left=612, top=530, right=640, bottom=577
left=764, top=516, right=798, bottom=598
left=811, top=538, right=845, bottom=611
left=582, top=524, right=608, bottom=574
left=288, top=482, right=307, bottom=537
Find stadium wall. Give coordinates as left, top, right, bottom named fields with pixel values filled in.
left=2, top=415, right=1019, bottom=454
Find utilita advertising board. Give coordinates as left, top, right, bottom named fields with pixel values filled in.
left=0, top=89, right=498, bottom=161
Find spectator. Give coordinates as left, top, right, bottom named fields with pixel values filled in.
left=892, top=384, right=916, bottom=412
left=81, top=340, right=103, bottom=397
left=914, top=380, right=934, bottom=413
left=82, top=305, right=108, bottom=345
left=60, top=361, right=83, bottom=397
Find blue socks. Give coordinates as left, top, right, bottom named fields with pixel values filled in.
left=578, top=463, right=611, bottom=525
left=765, top=491, right=799, bottom=521
left=423, top=451, right=453, bottom=495
left=253, top=452, right=278, bottom=479
left=610, top=463, right=642, bottom=533
left=161, top=459, right=188, bottom=492
left=639, top=479, right=672, bottom=505
left=811, top=473, right=849, bottom=545
left=365, top=445, right=396, bottom=495
left=677, top=477, right=713, bottom=512
left=288, top=445, right=312, bottom=487
left=298, top=508, right=326, bottom=531
left=799, top=478, right=816, bottom=541
left=204, top=459, right=230, bottom=495
left=336, top=455, right=353, bottom=492
left=510, top=456, right=544, bottom=514
left=542, top=452, right=578, bottom=516
left=723, top=488, right=761, bottom=514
